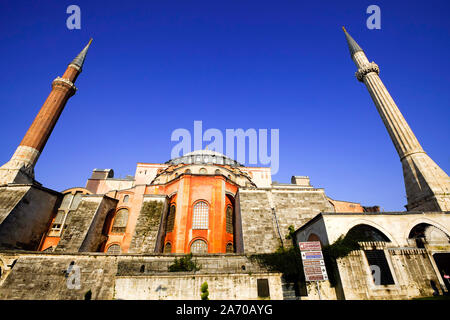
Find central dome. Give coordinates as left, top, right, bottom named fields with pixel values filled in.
left=167, top=149, right=242, bottom=167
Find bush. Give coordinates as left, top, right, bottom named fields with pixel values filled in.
left=200, top=281, right=209, bottom=300
left=168, top=253, right=201, bottom=272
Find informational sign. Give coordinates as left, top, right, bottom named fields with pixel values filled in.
left=299, top=241, right=328, bottom=281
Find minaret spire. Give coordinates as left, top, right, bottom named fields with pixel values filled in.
left=342, top=26, right=363, bottom=57
left=0, top=40, right=93, bottom=185
left=70, top=38, right=93, bottom=70
left=343, top=28, right=450, bottom=211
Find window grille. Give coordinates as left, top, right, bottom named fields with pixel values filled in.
left=107, top=244, right=121, bottom=254
left=192, top=202, right=209, bottom=229
left=190, top=239, right=208, bottom=253
left=112, top=208, right=129, bottom=233
left=166, top=205, right=176, bottom=232
left=226, top=206, right=233, bottom=234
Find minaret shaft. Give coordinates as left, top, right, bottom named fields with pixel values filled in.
left=362, top=72, right=423, bottom=159
left=0, top=40, right=91, bottom=185
left=343, top=28, right=450, bottom=211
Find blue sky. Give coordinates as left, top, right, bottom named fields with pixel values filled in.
left=0, top=0, right=449, bottom=211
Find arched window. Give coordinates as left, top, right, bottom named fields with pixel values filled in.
left=190, top=239, right=208, bottom=253
left=226, top=242, right=234, bottom=253
left=215, top=169, right=221, bottom=175
left=199, top=168, right=207, bottom=174
left=192, top=201, right=209, bottom=229
left=123, top=195, right=129, bottom=203
left=185, top=169, right=191, bottom=174
left=107, top=244, right=121, bottom=254
left=226, top=206, right=233, bottom=234
left=112, top=208, right=129, bottom=233
left=166, top=205, right=176, bottom=232
left=163, top=242, right=172, bottom=253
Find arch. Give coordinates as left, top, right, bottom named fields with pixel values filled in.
left=307, top=233, right=323, bottom=246
left=192, top=201, right=209, bottom=230
left=343, top=219, right=397, bottom=245
left=190, top=239, right=208, bottom=253
left=111, top=208, right=129, bottom=233
left=61, top=187, right=92, bottom=195
left=199, top=168, right=207, bottom=174
left=123, top=195, right=130, bottom=203
left=226, top=242, right=234, bottom=253
left=404, top=218, right=450, bottom=242
left=167, top=191, right=177, bottom=199
left=346, top=224, right=391, bottom=242
left=185, top=169, right=191, bottom=174
left=163, top=242, right=172, bottom=253
left=215, top=169, right=221, bottom=175
left=106, top=244, right=121, bottom=254
left=225, top=191, right=237, bottom=198
left=408, top=223, right=450, bottom=246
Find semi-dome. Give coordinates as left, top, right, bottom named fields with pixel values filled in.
left=167, top=149, right=242, bottom=167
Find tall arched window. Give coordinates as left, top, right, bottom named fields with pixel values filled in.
left=192, top=201, right=209, bottom=229
left=226, top=206, right=233, bottom=234
left=166, top=204, right=176, bottom=232
left=107, top=244, right=121, bottom=254
left=112, top=208, right=129, bottom=233
left=190, top=239, right=208, bottom=253
left=123, top=195, right=129, bottom=203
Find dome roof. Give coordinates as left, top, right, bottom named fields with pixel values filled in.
left=167, top=149, right=242, bottom=167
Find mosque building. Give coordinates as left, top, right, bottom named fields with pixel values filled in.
left=0, top=29, right=448, bottom=300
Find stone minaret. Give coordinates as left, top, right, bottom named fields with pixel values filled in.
left=0, top=39, right=93, bottom=185
left=343, top=27, right=449, bottom=211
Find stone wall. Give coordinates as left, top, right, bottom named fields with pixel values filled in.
left=128, top=195, right=168, bottom=253
left=0, top=185, right=60, bottom=250
left=336, top=247, right=442, bottom=300
left=0, top=252, right=281, bottom=300
left=115, top=273, right=283, bottom=300
left=0, top=252, right=118, bottom=300
left=239, top=188, right=334, bottom=253
left=55, top=195, right=118, bottom=252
